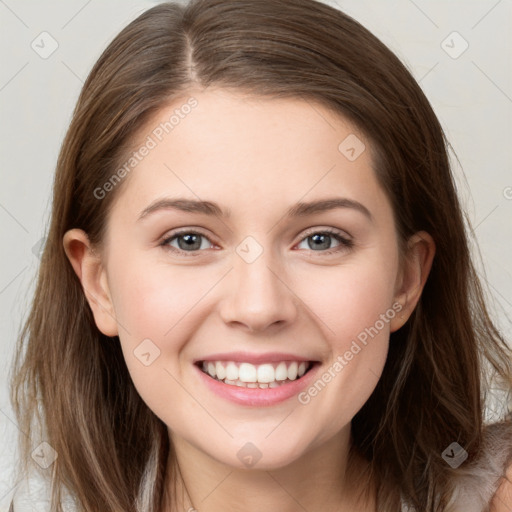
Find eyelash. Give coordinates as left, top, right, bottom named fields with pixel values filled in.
left=159, top=227, right=354, bottom=257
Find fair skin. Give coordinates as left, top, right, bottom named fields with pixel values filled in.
left=63, top=89, right=436, bottom=512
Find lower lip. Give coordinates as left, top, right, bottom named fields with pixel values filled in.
left=193, top=362, right=321, bottom=406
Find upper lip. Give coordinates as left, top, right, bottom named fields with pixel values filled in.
left=194, top=352, right=319, bottom=365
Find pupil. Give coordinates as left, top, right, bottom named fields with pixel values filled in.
left=310, top=233, right=330, bottom=250
left=179, top=234, right=201, bottom=250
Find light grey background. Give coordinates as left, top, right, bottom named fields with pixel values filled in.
left=1, top=0, right=511, bottom=509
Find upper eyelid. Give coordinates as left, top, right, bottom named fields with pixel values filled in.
left=162, top=228, right=217, bottom=245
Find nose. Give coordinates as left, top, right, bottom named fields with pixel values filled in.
left=219, top=247, right=298, bottom=333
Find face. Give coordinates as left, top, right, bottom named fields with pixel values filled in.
left=75, top=89, right=411, bottom=470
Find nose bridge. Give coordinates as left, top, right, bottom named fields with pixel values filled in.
left=219, top=235, right=297, bottom=331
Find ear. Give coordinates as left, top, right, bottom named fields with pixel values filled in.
left=62, top=228, right=119, bottom=337
left=390, top=231, right=436, bottom=332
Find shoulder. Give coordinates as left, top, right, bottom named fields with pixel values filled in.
left=446, top=420, right=512, bottom=511
left=490, top=462, right=512, bottom=512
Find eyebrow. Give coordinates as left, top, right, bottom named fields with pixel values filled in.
left=137, top=197, right=373, bottom=222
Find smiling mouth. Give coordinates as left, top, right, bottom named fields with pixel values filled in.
left=195, top=360, right=318, bottom=389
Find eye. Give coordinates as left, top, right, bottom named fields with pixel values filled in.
left=160, top=230, right=215, bottom=256
left=295, top=228, right=353, bottom=255
left=160, top=227, right=353, bottom=257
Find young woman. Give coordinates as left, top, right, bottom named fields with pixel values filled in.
left=9, top=0, right=512, bottom=511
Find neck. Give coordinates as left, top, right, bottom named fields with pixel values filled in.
left=161, top=426, right=376, bottom=512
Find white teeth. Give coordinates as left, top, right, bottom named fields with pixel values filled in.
left=239, top=363, right=257, bottom=383
left=226, top=362, right=238, bottom=381
left=257, top=364, right=275, bottom=383
left=287, top=361, right=298, bottom=380
left=215, top=362, right=226, bottom=380
left=199, top=360, right=313, bottom=386
left=275, top=362, right=288, bottom=381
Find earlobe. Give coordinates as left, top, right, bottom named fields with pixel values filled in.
left=390, top=231, right=436, bottom=332
left=62, top=229, right=119, bottom=337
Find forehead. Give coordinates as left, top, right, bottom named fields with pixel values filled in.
left=109, top=88, right=388, bottom=224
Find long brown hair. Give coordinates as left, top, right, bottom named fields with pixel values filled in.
left=9, top=1, right=512, bottom=511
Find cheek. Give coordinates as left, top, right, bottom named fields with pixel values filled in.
left=106, top=255, right=202, bottom=417
left=291, top=258, right=396, bottom=427
left=108, top=253, right=201, bottom=340
left=294, top=256, right=397, bottom=345
left=104, top=254, right=195, bottom=383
